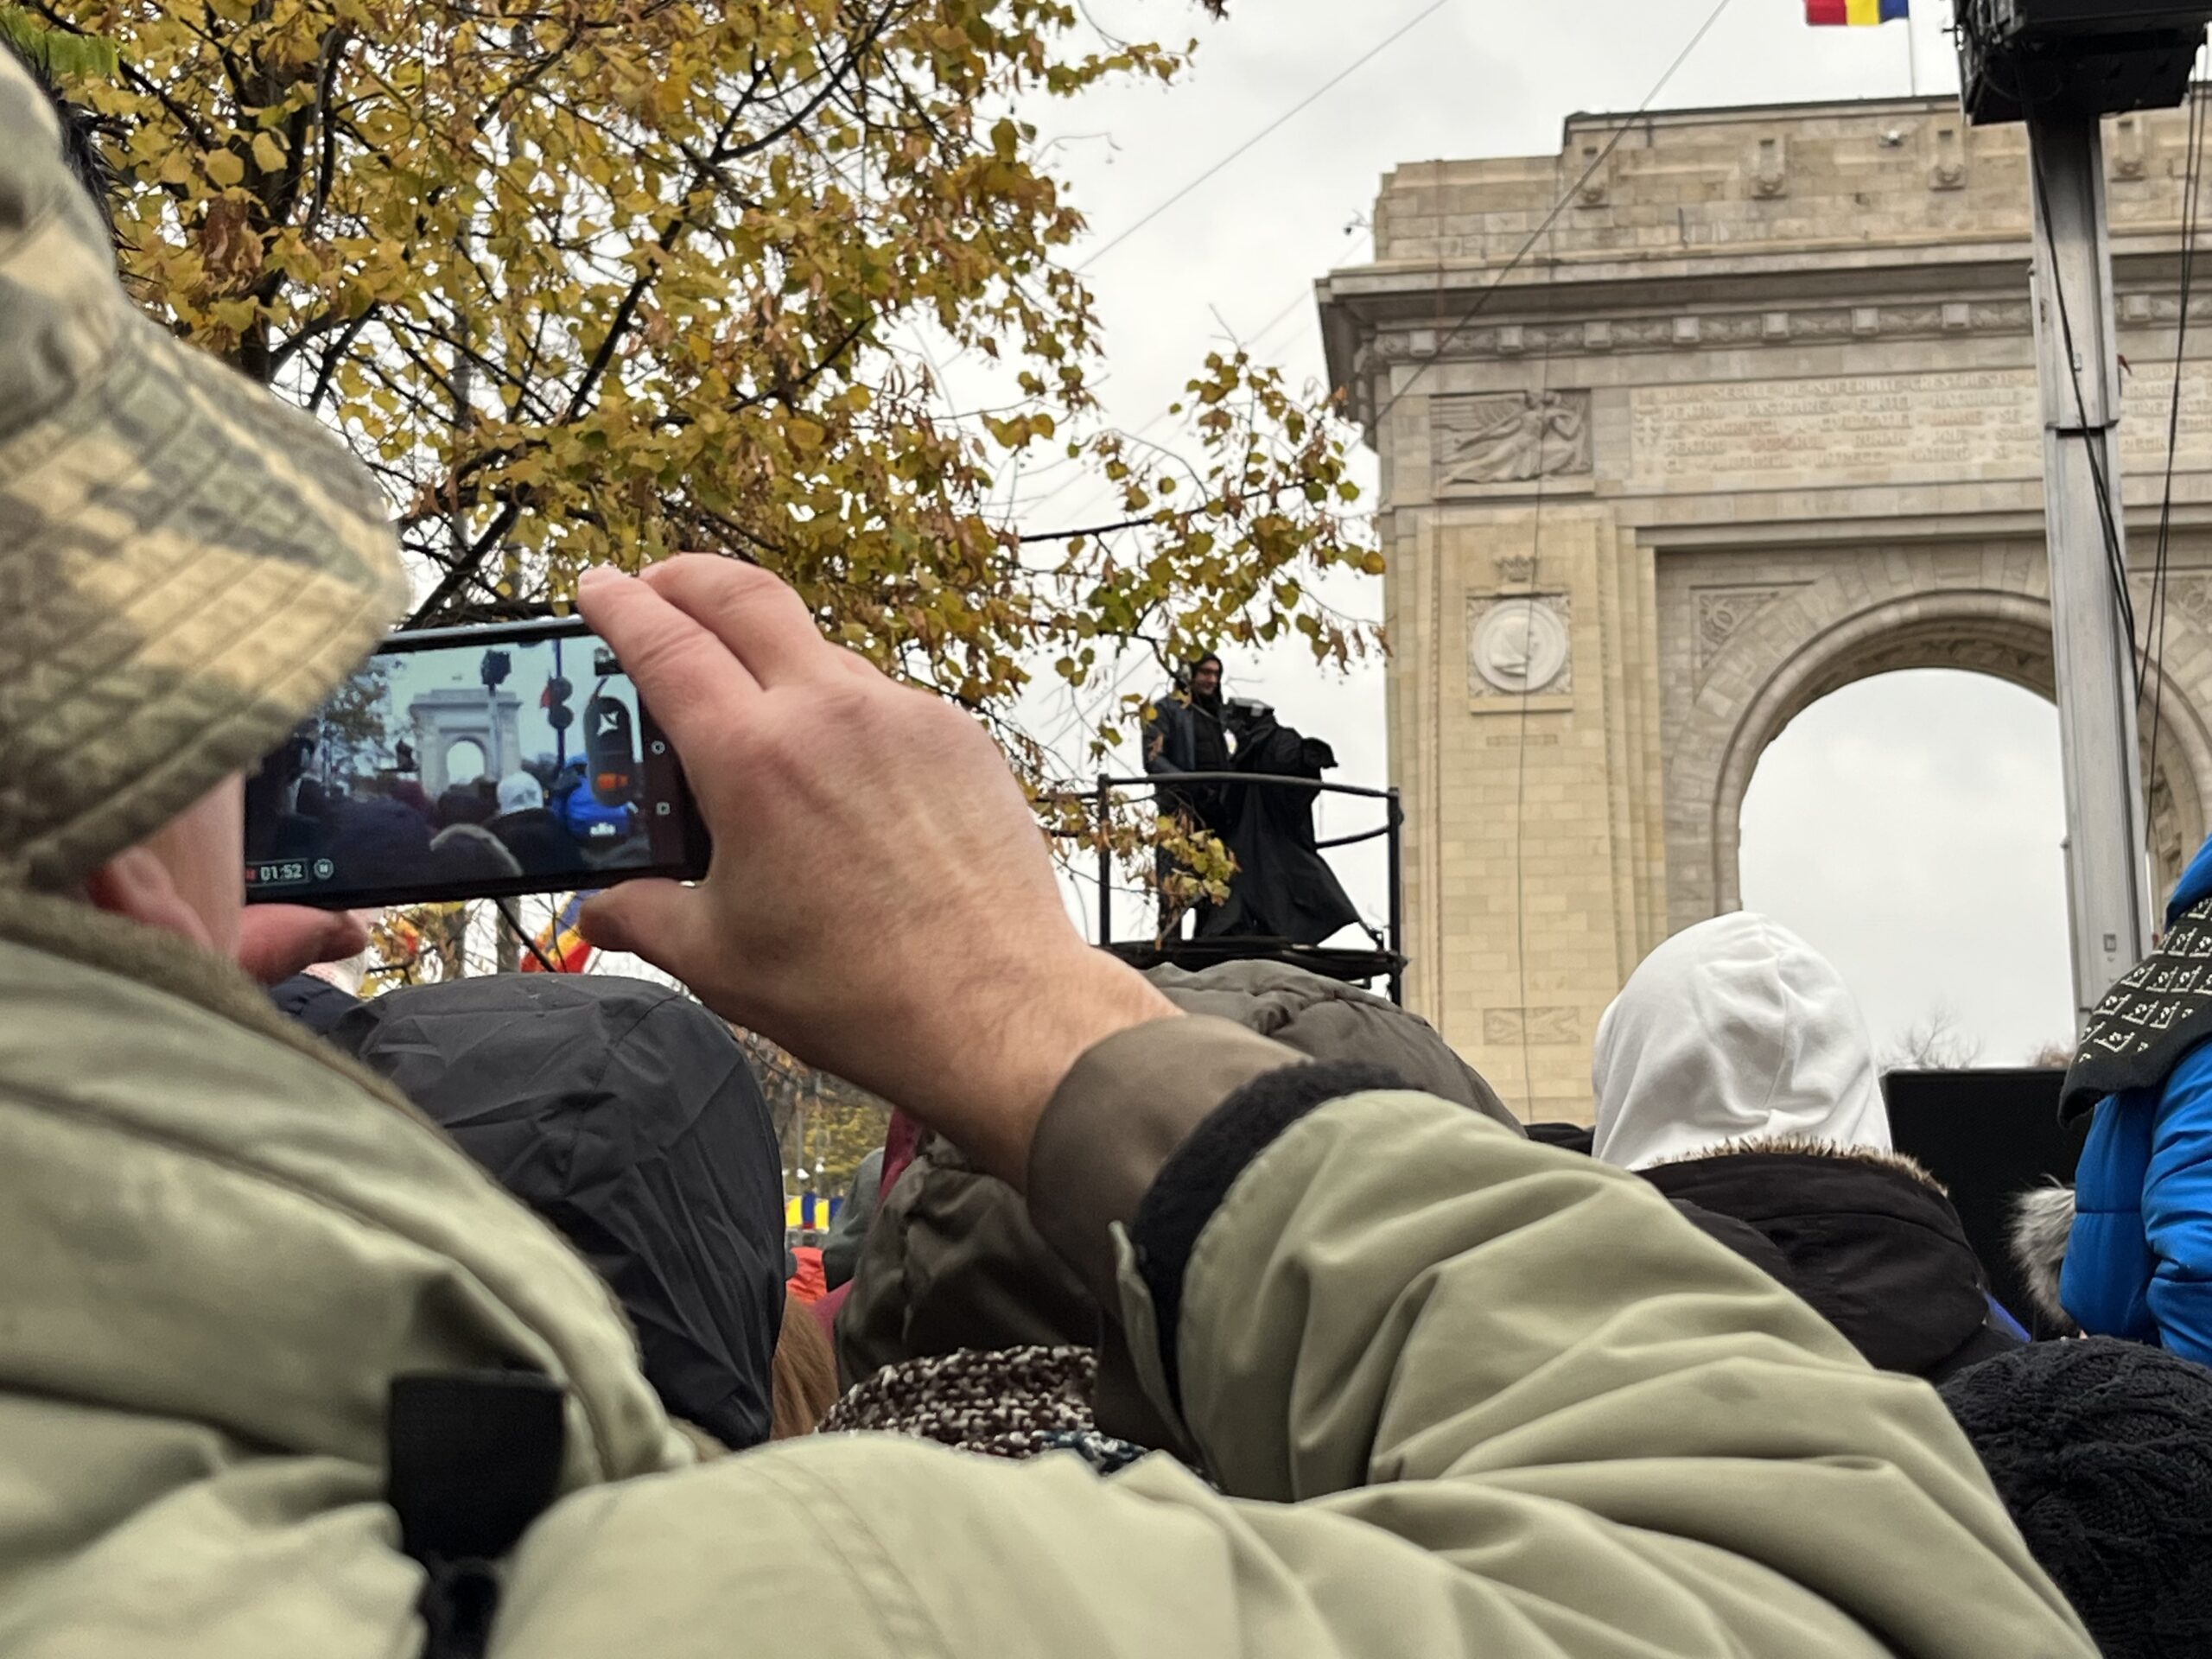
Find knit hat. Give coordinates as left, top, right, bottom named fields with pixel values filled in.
left=0, top=52, right=404, bottom=891
left=820, top=1346, right=1152, bottom=1478
left=1940, top=1338, right=2212, bottom=1656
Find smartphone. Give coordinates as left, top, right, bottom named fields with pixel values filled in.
left=243, top=618, right=710, bottom=908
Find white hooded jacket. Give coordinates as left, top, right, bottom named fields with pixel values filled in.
left=1592, top=912, right=1892, bottom=1171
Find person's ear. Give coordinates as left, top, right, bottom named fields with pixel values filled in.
left=82, top=847, right=218, bottom=952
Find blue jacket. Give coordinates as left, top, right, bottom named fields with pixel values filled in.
left=2063, top=836, right=2212, bottom=1363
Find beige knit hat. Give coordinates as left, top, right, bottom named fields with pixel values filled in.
left=0, top=51, right=405, bottom=890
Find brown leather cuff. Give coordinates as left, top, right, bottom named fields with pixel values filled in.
left=1024, top=1015, right=1302, bottom=1309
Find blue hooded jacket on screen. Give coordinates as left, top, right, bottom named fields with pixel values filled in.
left=2064, top=835, right=2212, bottom=1362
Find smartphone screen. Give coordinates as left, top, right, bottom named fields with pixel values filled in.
left=243, top=619, right=709, bottom=908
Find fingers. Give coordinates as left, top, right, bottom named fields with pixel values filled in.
left=234, top=905, right=370, bottom=987
left=639, top=556, right=862, bottom=690
left=579, top=878, right=703, bottom=980
left=578, top=568, right=760, bottom=760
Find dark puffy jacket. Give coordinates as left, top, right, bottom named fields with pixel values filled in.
left=323, top=975, right=785, bottom=1449
left=836, top=959, right=1519, bottom=1389
left=1643, top=1138, right=2019, bottom=1382
left=489, top=806, right=588, bottom=876
left=820, top=1147, right=883, bottom=1292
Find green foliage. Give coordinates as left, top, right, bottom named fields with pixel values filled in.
left=1, top=6, right=116, bottom=76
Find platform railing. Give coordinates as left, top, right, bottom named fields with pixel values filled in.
left=1047, top=772, right=1406, bottom=1005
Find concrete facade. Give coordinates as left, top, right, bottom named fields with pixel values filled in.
left=1319, top=94, right=2212, bottom=1122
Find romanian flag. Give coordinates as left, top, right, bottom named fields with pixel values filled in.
left=1807, top=0, right=1906, bottom=22
left=521, top=891, right=597, bottom=974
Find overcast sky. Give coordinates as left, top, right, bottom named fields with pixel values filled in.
left=972, top=0, right=2090, bottom=1065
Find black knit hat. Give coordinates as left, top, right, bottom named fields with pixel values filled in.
left=1940, top=1338, right=2212, bottom=1657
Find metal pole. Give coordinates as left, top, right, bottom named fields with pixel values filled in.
left=552, top=634, right=567, bottom=772
left=1096, top=774, right=1113, bottom=949
left=1386, top=786, right=1406, bottom=1007
left=2027, top=111, right=2155, bottom=1023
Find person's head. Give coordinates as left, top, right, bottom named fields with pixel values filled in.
left=1190, top=654, right=1223, bottom=700
left=0, top=52, right=402, bottom=953
left=435, top=785, right=495, bottom=830
left=428, top=823, right=524, bottom=884
left=497, top=772, right=545, bottom=816
left=1941, top=1338, right=2212, bottom=1657
left=1592, top=912, right=1889, bottom=1171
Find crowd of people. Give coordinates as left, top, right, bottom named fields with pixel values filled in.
left=10, top=41, right=2212, bottom=1659
left=251, top=741, right=649, bottom=893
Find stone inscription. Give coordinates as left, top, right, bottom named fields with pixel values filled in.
left=1630, top=366, right=2212, bottom=486
left=1484, top=1007, right=1581, bottom=1046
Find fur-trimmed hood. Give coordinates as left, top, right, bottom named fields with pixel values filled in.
left=1644, top=1135, right=2018, bottom=1382
left=2007, top=1185, right=2079, bottom=1334
left=1649, top=1134, right=1948, bottom=1191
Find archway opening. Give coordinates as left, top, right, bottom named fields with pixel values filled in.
left=445, top=737, right=488, bottom=788
left=1738, top=669, right=2075, bottom=1067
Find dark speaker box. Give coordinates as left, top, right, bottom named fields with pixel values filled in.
left=1883, top=1068, right=2088, bottom=1338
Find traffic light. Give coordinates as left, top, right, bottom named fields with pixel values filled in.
left=542, top=675, right=574, bottom=734
left=584, top=693, right=637, bottom=805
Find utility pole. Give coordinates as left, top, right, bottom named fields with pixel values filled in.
left=1958, top=0, right=2212, bottom=1020
left=2027, top=111, right=2155, bottom=1020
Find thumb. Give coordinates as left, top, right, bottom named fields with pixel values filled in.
left=579, top=879, right=699, bottom=969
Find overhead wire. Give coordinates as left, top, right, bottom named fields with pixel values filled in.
left=1073, top=0, right=1454, bottom=274
left=1362, top=0, right=1742, bottom=440
left=2145, top=68, right=2209, bottom=849
left=1467, top=0, right=1740, bottom=1109
left=1509, top=303, right=1558, bottom=1117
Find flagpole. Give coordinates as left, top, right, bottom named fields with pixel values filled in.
left=1906, top=7, right=1921, bottom=95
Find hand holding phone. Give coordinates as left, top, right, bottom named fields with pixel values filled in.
left=572, top=559, right=1175, bottom=1185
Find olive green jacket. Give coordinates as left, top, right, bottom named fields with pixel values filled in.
left=0, top=892, right=2088, bottom=1657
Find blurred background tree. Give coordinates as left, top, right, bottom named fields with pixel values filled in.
left=740, top=1028, right=891, bottom=1202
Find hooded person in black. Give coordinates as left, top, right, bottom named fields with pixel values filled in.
left=1197, top=699, right=1360, bottom=947
left=1593, top=912, right=2018, bottom=1382
left=320, top=974, right=787, bottom=1450
left=488, top=771, right=589, bottom=878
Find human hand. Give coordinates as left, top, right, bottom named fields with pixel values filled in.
left=575, top=557, right=1176, bottom=1184
left=234, top=906, right=372, bottom=987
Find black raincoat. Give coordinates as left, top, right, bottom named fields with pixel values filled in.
left=321, top=974, right=785, bottom=1449
left=1198, top=704, right=1361, bottom=947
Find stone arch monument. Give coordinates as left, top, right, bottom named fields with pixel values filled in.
left=1319, top=93, right=2212, bottom=1119
left=410, top=688, right=523, bottom=799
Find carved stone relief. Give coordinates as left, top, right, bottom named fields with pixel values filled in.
left=1469, top=593, right=1573, bottom=699
left=1925, top=120, right=1968, bottom=191
left=1484, top=1007, right=1581, bottom=1046
left=1370, top=297, right=2066, bottom=365
left=1433, top=391, right=1592, bottom=490
left=1694, top=585, right=1801, bottom=676
left=2167, top=573, right=2212, bottom=634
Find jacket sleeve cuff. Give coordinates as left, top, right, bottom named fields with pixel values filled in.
left=1024, top=1015, right=1303, bottom=1310
left=1130, top=1058, right=1405, bottom=1404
